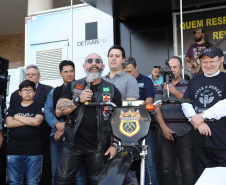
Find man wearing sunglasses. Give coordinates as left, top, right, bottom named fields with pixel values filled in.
left=54, top=53, right=122, bottom=185
left=182, top=48, right=226, bottom=179
left=148, top=66, right=163, bottom=89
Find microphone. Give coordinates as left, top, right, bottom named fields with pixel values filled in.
left=84, top=76, right=93, bottom=106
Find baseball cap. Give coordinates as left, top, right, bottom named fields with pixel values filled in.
left=218, top=48, right=224, bottom=57
left=193, top=28, right=205, bottom=34
left=199, top=48, right=223, bottom=59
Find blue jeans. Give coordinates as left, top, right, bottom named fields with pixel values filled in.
left=50, top=136, right=87, bottom=185
left=145, top=128, right=159, bottom=185
left=7, top=155, right=42, bottom=185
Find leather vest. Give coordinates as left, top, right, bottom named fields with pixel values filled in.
left=64, top=78, right=115, bottom=150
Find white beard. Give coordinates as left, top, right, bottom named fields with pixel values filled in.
left=85, top=67, right=103, bottom=82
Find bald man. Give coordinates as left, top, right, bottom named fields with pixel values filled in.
left=54, top=53, right=122, bottom=185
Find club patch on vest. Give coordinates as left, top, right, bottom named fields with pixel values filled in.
left=103, top=87, right=110, bottom=92
left=75, top=83, right=83, bottom=90
left=102, top=93, right=111, bottom=102
left=119, top=109, right=140, bottom=137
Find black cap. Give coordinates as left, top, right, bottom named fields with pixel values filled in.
left=218, top=48, right=224, bottom=57
left=193, top=28, right=205, bottom=34
left=199, top=48, right=223, bottom=59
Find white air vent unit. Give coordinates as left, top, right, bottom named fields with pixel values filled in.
left=36, top=48, right=62, bottom=81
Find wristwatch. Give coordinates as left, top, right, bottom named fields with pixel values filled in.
left=73, top=96, right=81, bottom=107
left=111, top=141, right=119, bottom=149
left=202, top=112, right=207, bottom=120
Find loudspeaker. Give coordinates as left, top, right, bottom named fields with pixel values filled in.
left=0, top=57, right=9, bottom=118
left=0, top=57, right=9, bottom=76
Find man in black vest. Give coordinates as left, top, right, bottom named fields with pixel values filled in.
left=45, top=60, right=86, bottom=185
left=54, top=53, right=121, bottom=185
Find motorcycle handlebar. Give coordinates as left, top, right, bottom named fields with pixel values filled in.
left=89, top=102, right=117, bottom=107
left=154, top=98, right=192, bottom=106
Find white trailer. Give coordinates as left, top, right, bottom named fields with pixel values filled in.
left=25, top=3, right=114, bottom=87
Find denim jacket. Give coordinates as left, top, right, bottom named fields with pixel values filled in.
left=44, top=88, right=64, bottom=136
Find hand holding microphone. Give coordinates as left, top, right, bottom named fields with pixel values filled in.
left=80, top=88, right=93, bottom=104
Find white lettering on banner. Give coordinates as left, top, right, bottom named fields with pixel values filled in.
left=77, top=38, right=107, bottom=47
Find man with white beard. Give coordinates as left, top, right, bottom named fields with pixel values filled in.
left=54, top=53, right=122, bottom=185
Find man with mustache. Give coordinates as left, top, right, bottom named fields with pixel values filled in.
left=148, top=66, right=163, bottom=89
left=185, top=28, right=213, bottom=76
left=54, top=53, right=122, bottom=185
left=155, top=56, right=196, bottom=185
left=44, top=60, right=86, bottom=185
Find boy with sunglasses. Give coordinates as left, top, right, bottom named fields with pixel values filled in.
left=6, top=80, right=44, bottom=184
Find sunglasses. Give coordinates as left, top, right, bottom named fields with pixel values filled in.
left=86, top=58, right=102, bottom=64
left=154, top=66, right=161, bottom=69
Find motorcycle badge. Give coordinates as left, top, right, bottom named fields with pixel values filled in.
left=119, top=109, right=140, bottom=137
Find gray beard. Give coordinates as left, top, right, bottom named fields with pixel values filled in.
left=85, top=67, right=103, bottom=82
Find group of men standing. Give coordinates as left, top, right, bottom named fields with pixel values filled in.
left=4, top=45, right=157, bottom=185
left=3, top=30, right=226, bottom=185
left=153, top=28, right=226, bottom=185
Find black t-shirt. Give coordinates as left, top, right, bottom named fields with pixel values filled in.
left=61, top=81, right=122, bottom=151
left=183, top=72, right=226, bottom=149
left=6, top=102, right=44, bottom=155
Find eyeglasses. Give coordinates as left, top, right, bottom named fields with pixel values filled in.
left=21, top=89, right=34, bottom=93
left=154, top=66, right=161, bottom=69
left=201, top=58, right=220, bottom=65
left=86, top=58, right=102, bottom=64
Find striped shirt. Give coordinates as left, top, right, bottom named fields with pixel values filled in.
left=155, top=79, right=191, bottom=136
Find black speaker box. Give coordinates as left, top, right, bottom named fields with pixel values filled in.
left=0, top=57, right=9, bottom=117
left=0, top=57, right=9, bottom=76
